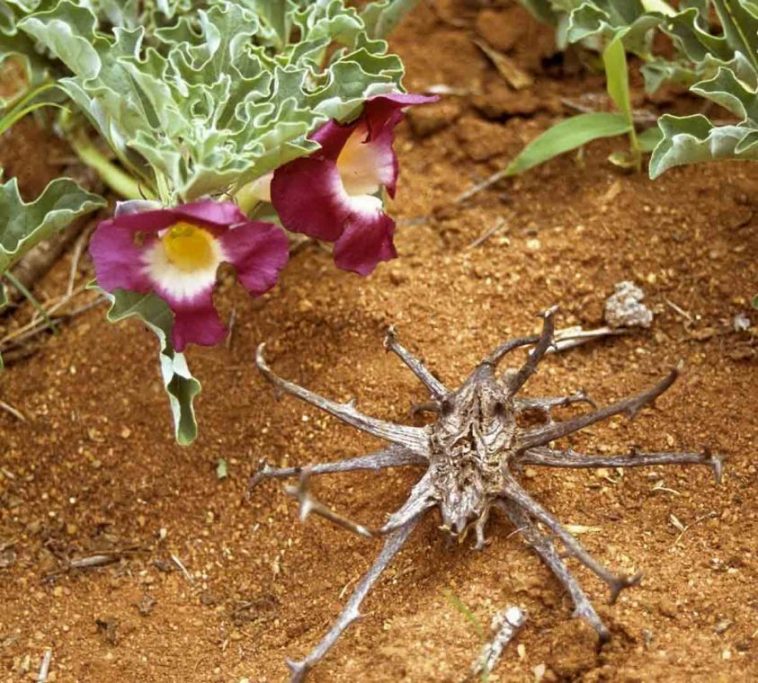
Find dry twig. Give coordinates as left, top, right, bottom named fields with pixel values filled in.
left=0, top=398, right=26, bottom=421
left=35, top=648, right=52, bottom=683
left=472, top=606, right=527, bottom=678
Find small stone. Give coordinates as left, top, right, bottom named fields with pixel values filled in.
left=526, top=238, right=541, bottom=251
left=604, top=281, right=653, bottom=329
left=732, top=312, right=751, bottom=332
left=714, top=619, right=732, bottom=634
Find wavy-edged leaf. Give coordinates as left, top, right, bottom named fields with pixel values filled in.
left=650, top=53, right=758, bottom=177
left=712, top=0, right=758, bottom=72
left=567, top=0, right=663, bottom=57
left=104, top=289, right=201, bottom=446
left=0, top=176, right=104, bottom=273
left=13, top=0, right=408, bottom=202
left=361, top=0, right=420, bottom=39
left=505, top=112, right=631, bottom=176
left=637, top=125, right=663, bottom=151
left=650, top=114, right=758, bottom=177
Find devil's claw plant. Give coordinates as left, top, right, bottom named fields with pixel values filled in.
left=253, top=308, right=722, bottom=681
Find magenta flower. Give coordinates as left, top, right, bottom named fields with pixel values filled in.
left=90, top=199, right=289, bottom=351
left=270, top=92, right=438, bottom=276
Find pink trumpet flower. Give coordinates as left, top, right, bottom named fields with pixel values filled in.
left=90, top=199, right=289, bottom=351
left=270, top=92, right=438, bottom=276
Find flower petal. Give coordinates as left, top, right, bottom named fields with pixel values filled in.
left=89, top=217, right=155, bottom=293
left=173, top=199, right=247, bottom=229
left=219, top=221, right=290, bottom=296
left=311, top=119, right=357, bottom=160
left=271, top=157, right=347, bottom=242
left=114, top=199, right=163, bottom=217
left=98, top=208, right=180, bottom=235
left=362, top=94, right=438, bottom=197
left=169, top=287, right=227, bottom=352
left=90, top=199, right=288, bottom=351
left=337, top=123, right=396, bottom=197
left=363, top=92, right=440, bottom=137
left=332, top=197, right=397, bottom=276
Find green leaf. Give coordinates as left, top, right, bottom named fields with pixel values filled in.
left=18, top=2, right=102, bottom=78
left=505, top=112, right=631, bottom=176
left=13, top=0, right=408, bottom=202
left=104, top=289, right=201, bottom=446
left=566, top=0, right=663, bottom=58
left=603, top=32, right=633, bottom=119
left=712, top=0, right=758, bottom=72
left=649, top=113, right=758, bottom=177
left=650, top=53, right=758, bottom=177
left=0, top=176, right=104, bottom=273
left=361, top=0, right=420, bottom=39
left=0, top=81, right=65, bottom=137
left=216, top=458, right=228, bottom=479
left=637, top=125, right=663, bottom=151
left=603, top=29, right=640, bottom=167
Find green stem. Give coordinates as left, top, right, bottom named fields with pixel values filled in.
left=0, top=82, right=63, bottom=137
left=154, top=172, right=172, bottom=206
left=628, top=126, right=642, bottom=172
left=69, top=133, right=150, bottom=201
left=234, top=182, right=262, bottom=215
left=4, top=271, right=55, bottom=334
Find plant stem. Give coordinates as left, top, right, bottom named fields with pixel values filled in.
left=628, top=126, right=642, bottom=172
left=3, top=271, right=55, bottom=334
left=69, top=133, right=149, bottom=201
left=154, top=172, right=172, bottom=206
left=0, top=82, right=63, bottom=137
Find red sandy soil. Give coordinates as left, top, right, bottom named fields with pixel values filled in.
left=1, top=2, right=756, bottom=682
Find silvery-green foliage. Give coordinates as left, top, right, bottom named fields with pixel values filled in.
left=0, top=175, right=104, bottom=273
left=360, top=0, right=420, bottom=39
left=650, top=1, right=758, bottom=176
left=651, top=51, right=758, bottom=176
left=104, top=289, right=201, bottom=445
left=518, top=0, right=758, bottom=176
left=10, top=0, right=405, bottom=201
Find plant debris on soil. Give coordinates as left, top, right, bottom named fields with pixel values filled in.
left=1, top=2, right=756, bottom=682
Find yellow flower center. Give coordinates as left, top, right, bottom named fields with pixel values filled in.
left=161, top=222, right=216, bottom=272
